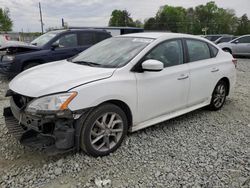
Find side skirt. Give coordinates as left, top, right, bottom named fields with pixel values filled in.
left=131, top=100, right=210, bottom=132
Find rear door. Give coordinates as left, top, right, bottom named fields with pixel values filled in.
left=185, top=39, right=221, bottom=107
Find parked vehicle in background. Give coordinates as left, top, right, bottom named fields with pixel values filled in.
left=4, top=32, right=236, bottom=157
left=68, top=26, right=144, bottom=36
left=204, top=35, right=224, bottom=42
left=0, top=29, right=111, bottom=77
left=0, top=34, right=10, bottom=47
left=218, top=35, right=250, bottom=57
left=214, top=35, right=236, bottom=44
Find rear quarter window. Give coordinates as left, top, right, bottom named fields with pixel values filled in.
left=209, top=44, right=219, bottom=57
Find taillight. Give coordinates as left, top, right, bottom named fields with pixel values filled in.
left=232, top=59, right=237, bottom=68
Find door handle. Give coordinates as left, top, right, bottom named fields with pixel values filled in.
left=211, top=68, right=219, bottom=73
left=177, top=74, right=189, bottom=80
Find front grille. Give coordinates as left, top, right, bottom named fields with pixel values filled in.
left=12, top=93, right=34, bottom=109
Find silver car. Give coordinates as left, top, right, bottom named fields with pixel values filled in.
left=218, top=35, right=250, bottom=56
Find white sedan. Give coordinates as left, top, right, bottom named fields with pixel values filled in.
left=4, top=32, right=236, bottom=157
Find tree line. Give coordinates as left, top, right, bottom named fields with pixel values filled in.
left=109, top=1, right=250, bottom=35
left=0, top=7, right=13, bottom=31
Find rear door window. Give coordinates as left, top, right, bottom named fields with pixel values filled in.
left=186, top=39, right=211, bottom=62
left=78, top=32, right=94, bottom=46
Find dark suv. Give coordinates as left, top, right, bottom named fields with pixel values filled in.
left=0, top=29, right=111, bottom=77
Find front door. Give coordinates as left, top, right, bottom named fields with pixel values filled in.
left=135, top=39, right=190, bottom=123
left=233, top=36, right=250, bottom=55
left=50, top=33, right=79, bottom=61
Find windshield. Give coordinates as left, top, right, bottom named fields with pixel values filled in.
left=71, top=37, right=153, bottom=68
left=31, top=31, right=61, bottom=46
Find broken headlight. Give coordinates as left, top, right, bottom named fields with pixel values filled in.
left=2, top=55, right=15, bottom=62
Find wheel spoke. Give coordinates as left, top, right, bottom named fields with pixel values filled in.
left=97, top=141, right=106, bottom=150
left=111, top=120, right=122, bottom=129
left=107, top=114, right=116, bottom=128
left=111, top=128, right=123, bottom=133
left=102, top=113, right=108, bottom=125
left=104, top=136, right=110, bottom=149
left=91, top=134, right=104, bottom=144
left=96, top=120, right=105, bottom=130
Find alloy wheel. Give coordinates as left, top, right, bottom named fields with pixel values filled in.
left=90, top=112, right=124, bottom=152
left=213, top=83, right=226, bottom=108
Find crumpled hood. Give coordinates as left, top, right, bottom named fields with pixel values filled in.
left=9, top=60, right=115, bottom=97
left=0, top=41, right=40, bottom=50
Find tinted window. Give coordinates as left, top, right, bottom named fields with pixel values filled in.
left=78, top=32, right=94, bottom=46
left=237, top=36, right=250, bottom=43
left=209, top=44, right=219, bottom=57
left=95, top=33, right=110, bottom=43
left=186, top=40, right=211, bottom=62
left=205, top=36, right=221, bottom=41
left=144, top=40, right=183, bottom=67
left=219, top=37, right=232, bottom=43
left=54, top=33, right=77, bottom=48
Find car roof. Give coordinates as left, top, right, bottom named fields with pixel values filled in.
left=48, top=29, right=109, bottom=34
left=118, top=32, right=204, bottom=40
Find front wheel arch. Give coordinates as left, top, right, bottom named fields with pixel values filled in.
left=222, top=48, right=232, bottom=54
left=22, top=59, right=44, bottom=71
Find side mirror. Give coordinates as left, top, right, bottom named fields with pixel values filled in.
left=142, top=59, right=164, bottom=72
left=51, top=43, right=59, bottom=50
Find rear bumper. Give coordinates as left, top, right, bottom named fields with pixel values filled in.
left=3, top=100, right=77, bottom=155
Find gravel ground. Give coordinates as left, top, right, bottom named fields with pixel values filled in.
left=0, top=59, right=250, bottom=188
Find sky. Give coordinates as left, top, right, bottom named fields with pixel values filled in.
left=0, top=0, right=250, bottom=32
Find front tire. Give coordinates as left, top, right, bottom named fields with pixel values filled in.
left=79, top=103, right=128, bottom=157
left=208, top=80, right=227, bottom=111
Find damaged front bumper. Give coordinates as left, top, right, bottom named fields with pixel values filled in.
left=3, top=96, right=84, bottom=155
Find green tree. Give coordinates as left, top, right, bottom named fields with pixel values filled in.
left=144, top=17, right=158, bottom=30
left=0, top=8, right=13, bottom=31
left=155, top=5, right=187, bottom=32
left=236, top=14, right=250, bottom=35
left=134, top=20, right=143, bottom=28
left=109, top=10, right=135, bottom=27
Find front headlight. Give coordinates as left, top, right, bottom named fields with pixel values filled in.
left=26, top=92, right=77, bottom=114
left=2, top=55, right=15, bottom=62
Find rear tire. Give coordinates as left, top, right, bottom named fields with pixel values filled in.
left=79, top=103, right=128, bottom=157
left=208, top=80, right=228, bottom=111
left=23, top=63, right=40, bottom=71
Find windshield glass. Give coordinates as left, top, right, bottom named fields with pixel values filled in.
left=71, top=37, right=154, bottom=68
left=31, top=31, right=61, bottom=46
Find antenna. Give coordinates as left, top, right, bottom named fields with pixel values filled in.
left=39, top=2, right=44, bottom=33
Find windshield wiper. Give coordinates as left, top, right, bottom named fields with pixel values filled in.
left=71, top=60, right=102, bottom=67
